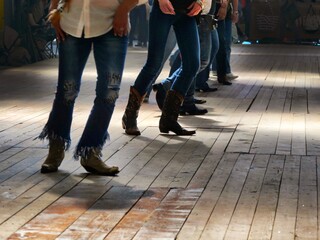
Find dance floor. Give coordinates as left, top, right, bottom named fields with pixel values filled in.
left=0, top=44, right=320, bottom=240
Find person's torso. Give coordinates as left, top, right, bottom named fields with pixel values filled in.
left=60, top=0, right=124, bottom=38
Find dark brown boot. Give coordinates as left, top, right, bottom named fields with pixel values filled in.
left=41, top=138, right=65, bottom=173
left=159, top=90, right=196, bottom=135
left=122, top=86, right=145, bottom=135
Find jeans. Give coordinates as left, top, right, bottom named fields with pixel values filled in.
left=225, top=17, right=232, bottom=74
left=215, top=19, right=227, bottom=76
left=133, top=3, right=200, bottom=97
left=195, top=28, right=219, bottom=89
left=161, top=15, right=217, bottom=104
left=39, top=31, right=128, bottom=158
left=145, top=27, right=177, bottom=97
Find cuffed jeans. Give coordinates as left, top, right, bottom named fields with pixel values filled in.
left=133, top=3, right=200, bottom=97
left=39, top=31, right=128, bottom=158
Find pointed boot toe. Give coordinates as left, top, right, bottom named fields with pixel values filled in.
left=81, top=150, right=119, bottom=176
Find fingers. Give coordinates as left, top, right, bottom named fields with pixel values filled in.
left=113, top=27, right=129, bottom=37
left=55, top=28, right=66, bottom=42
left=159, top=1, right=175, bottom=14
left=187, top=2, right=202, bottom=16
left=160, top=5, right=175, bottom=14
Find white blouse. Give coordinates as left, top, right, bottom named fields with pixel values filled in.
left=60, top=0, right=127, bottom=38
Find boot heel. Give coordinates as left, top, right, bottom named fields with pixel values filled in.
left=159, top=90, right=196, bottom=136
left=121, top=118, right=126, bottom=129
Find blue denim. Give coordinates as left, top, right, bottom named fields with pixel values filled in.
left=146, top=27, right=177, bottom=97
left=161, top=15, right=218, bottom=104
left=215, top=19, right=227, bottom=76
left=224, top=17, right=232, bottom=74
left=39, top=31, right=128, bottom=158
left=195, top=28, right=219, bottom=89
left=133, top=3, right=200, bottom=97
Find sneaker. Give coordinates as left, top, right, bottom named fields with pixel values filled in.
left=210, top=71, right=217, bottom=78
left=226, top=73, right=239, bottom=80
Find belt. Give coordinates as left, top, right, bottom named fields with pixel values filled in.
left=199, top=14, right=218, bottom=29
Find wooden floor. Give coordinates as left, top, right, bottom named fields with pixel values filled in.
left=0, top=44, right=320, bottom=240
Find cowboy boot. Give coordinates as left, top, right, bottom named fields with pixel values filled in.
left=152, top=83, right=166, bottom=110
left=122, top=86, right=145, bottom=135
left=159, top=90, right=196, bottom=135
left=41, top=138, right=65, bottom=173
left=80, top=149, right=119, bottom=176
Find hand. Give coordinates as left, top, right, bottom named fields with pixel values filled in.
left=216, top=6, right=227, bottom=20
left=187, top=1, right=203, bottom=17
left=232, top=12, right=239, bottom=23
left=47, top=9, right=66, bottom=42
left=113, top=5, right=130, bottom=37
left=159, top=0, right=175, bottom=15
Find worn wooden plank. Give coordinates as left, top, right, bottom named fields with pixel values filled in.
left=226, top=112, right=262, bottom=153
left=104, top=188, right=169, bottom=240
left=291, top=113, right=306, bottom=155
left=56, top=186, right=145, bottom=239
left=0, top=44, right=319, bottom=240
left=250, top=112, right=282, bottom=154
left=199, top=154, right=254, bottom=240
left=151, top=129, right=216, bottom=189
left=276, top=113, right=293, bottom=155
left=295, top=156, right=318, bottom=240
left=133, top=188, right=203, bottom=240
left=128, top=136, right=189, bottom=189
left=306, top=114, right=320, bottom=156
left=291, top=89, right=307, bottom=114
left=10, top=186, right=142, bottom=240
left=248, top=155, right=285, bottom=240
left=272, top=155, right=300, bottom=240
left=224, top=154, right=269, bottom=240
left=177, top=153, right=239, bottom=240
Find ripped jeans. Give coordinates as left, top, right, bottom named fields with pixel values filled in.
left=39, top=31, right=128, bottom=158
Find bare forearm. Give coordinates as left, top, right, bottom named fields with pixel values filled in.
left=49, top=0, right=60, bottom=11
left=232, top=0, right=238, bottom=13
left=120, top=0, right=140, bottom=13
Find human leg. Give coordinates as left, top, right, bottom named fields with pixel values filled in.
left=225, top=17, right=232, bottom=74
left=159, top=14, right=199, bottom=135
left=196, top=28, right=219, bottom=90
left=123, top=4, right=173, bottom=135
left=76, top=31, right=128, bottom=175
left=216, top=19, right=232, bottom=85
left=224, top=17, right=238, bottom=80
left=39, top=35, right=92, bottom=173
left=181, top=20, right=214, bottom=114
left=145, top=27, right=177, bottom=101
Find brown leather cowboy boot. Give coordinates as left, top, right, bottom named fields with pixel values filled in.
left=80, top=149, right=119, bottom=176
left=122, top=86, right=145, bottom=135
left=41, top=138, right=65, bottom=173
left=159, top=90, right=196, bottom=135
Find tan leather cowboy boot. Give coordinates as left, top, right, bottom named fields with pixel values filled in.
left=80, top=149, right=119, bottom=176
left=41, top=138, right=65, bottom=173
